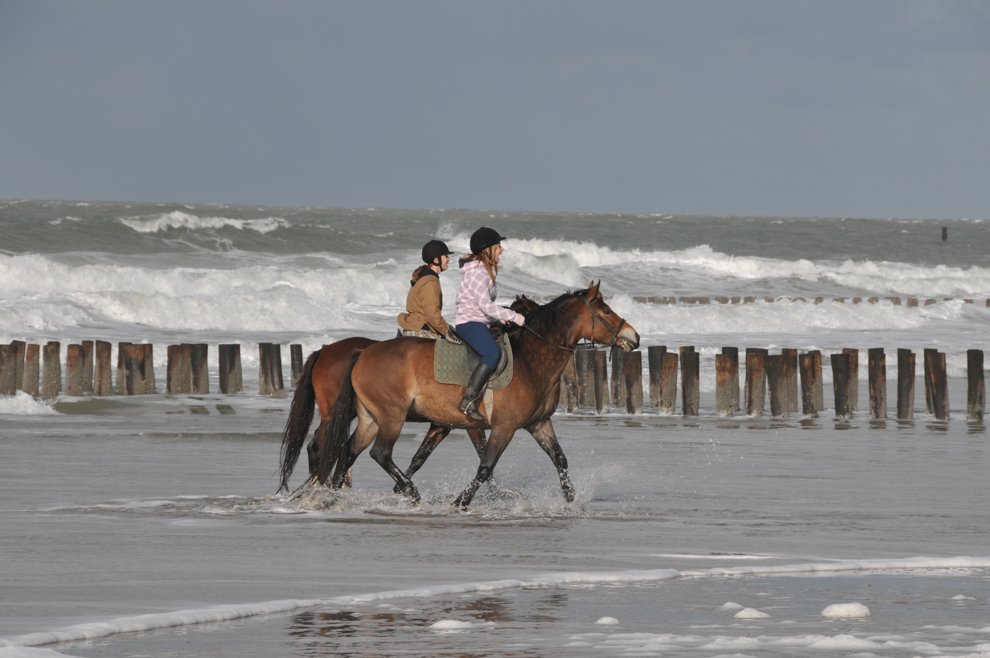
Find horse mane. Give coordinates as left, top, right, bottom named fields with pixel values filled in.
left=509, top=288, right=590, bottom=339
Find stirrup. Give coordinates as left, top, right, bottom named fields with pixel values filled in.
left=460, top=396, right=486, bottom=423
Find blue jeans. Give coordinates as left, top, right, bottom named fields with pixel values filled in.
left=456, top=322, right=501, bottom=369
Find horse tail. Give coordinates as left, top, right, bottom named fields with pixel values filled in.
left=277, top=350, right=321, bottom=492
left=317, top=354, right=359, bottom=486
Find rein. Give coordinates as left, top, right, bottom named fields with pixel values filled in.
left=520, top=294, right=626, bottom=352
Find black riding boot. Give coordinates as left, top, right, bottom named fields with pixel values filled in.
left=459, top=361, right=495, bottom=423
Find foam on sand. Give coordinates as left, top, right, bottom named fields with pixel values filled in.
left=3, top=556, right=988, bottom=649
left=821, top=602, right=871, bottom=618
left=734, top=608, right=771, bottom=619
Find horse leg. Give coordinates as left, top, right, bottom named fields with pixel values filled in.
left=370, top=422, right=420, bottom=503
left=330, top=404, right=378, bottom=489
left=306, top=421, right=326, bottom=481
left=452, top=427, right=516, bottom=509
left=528, top=419, right=575, bottom=503
left=467, top=428, right=487, bottom=459
left=398, top=424, right=451, bottom=492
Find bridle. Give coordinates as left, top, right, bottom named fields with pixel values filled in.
left=521, top=294, right=627, bottom=352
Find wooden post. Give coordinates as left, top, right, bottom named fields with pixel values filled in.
left=715, top=353, right=733, bottom=417
left=23, top=344, right=40, bottom=397
left=560, top=353, right=579, bottom=413
left=116, top=342, right=131, bottom=395
left=218, top=344, right=243, bottom=394
left=967, top=349, right=985, bottom=422
left=610, top=345, right=626, bottom=409
left=142, top=344, right=156, bottom=394
left=868, top=347, right=887, bottom=419
left=896, top=348, right=915, bottom=420
left=810, top=350, right=824, bottom=411
left=290, top=344, right=304, bottom=388
left=259, top=343, right=286, bottom=398
left=623, top=350, right=643, bottom=414
left=0, top=344, right=16, bottom=395
left=42, top=341, right=61, bottom=397
left=680, top=348, right=699, bottom=416
left=830, top=352, right=851, bottom=419
left=575, top=348, right=595, bottom=409
left=766, top=354, right=788, bottom=418
left=744, top=348, right=768, bottom=407
left=593, top=349, right=610, bottom=414
left=648, top=345, right=666, bottom=411
left=80, top=340, right=94, bottom=393
left=659, top=352, right=678, bottom=415
left=94, top=340, right=112, bottom=396
left=10, top=340, right=26, bottom=392
left=842, top=348, right=858, bottom=414
left=189, top=344, right=208, bottom=394
left=722, top=347, right=740, bottom=412
left=799, top=352, right=817, bottom=417
left=66, top=344, right=85, bottom=396
left=928, top=351, right=949, bottom=420
left=745, top=351, right=766, bottom=417
left=167, top=344, right=191, bottom=394
left=782, top=348, right=798, bottom=413
left=924, top=348, right=937, bottom=414
left=122, top=343, right=149, bottom=395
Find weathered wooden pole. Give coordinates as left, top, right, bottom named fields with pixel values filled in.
left=647, top=345, right=667, bottom=411
left=896, top=348, right=915, bottom=420
left=65, top=344, right=85, bottom=396
left=799, top=352, right=818, bottom=417
left=593, top=349, right=610, bottom=414
left=142, top=344, right=156, bottom=394
left=659, top=352, right=678, bottom=415
left=924, top=348, right=937, bottom=414
left=167, top=344, right=191, bottom=394
left=680, top=346, right=699, bottom=416
left=94, top=340, right=113, bottom=396
left=259, top=343, right=286, bottom=398
left=122, top=343, right=150, bottom=395
left=868, top=347, right=887, bottom=419
left=830, top=352, right=852, bottom=419
left=744, top=348, right=768, bottom=407
left=115, top=342, right=131, bottom=395
left=967, top=349, right=985, bottom=422
left=842, top=348, right=859, bottom=414
left=218, top=344, right=243, bottom=394
left=610, top=344, right=626, bottom=409
left=10, top=340, right=26, bottom=392
left=0, top=344, right=17, bottom=395
left=782, top=348, right=798, bottom=413
left=290, top=344, right=304, bottom=388
left=623, top=350, right=643, bottom=414
left=722, top=346, right=740, bottom=412
left=715, top=353, right=734, bottom=417
left=189, top=344, right=208, bottom=394
left=560, top=353, right=579, bottom=413
left=23, top=344, right=40, bottom=397
left=928, top=351, right=949, bottom=420
left=810, top=350, right=824, bottom=411
left=575, top=347, right=595, bottom=409
left=42, top=341, right=61, bottom=397
left=80, top=340, right=94, bottom=393
left=745, top=351, right=766, bottom=417
left=766, top=354, right=788, bottom=418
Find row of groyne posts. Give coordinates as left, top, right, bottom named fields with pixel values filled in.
left=559, top=345, right=986, bottom=422
left=0, top=339, right=984, bottom=422
left=0, top=341, right=302, bottom=398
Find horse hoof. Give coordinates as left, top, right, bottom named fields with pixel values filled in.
left=393, top=483, right=403, bottom=495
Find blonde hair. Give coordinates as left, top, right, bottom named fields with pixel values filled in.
left=464, top=246, right=498, bottom=282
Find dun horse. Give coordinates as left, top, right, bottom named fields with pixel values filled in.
left=318, top=282, right=639, bottom=508
left=277, top=297, right=542, bottom=493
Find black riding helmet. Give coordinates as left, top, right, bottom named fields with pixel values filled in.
left=470, top=227, right=506, bottom=255
left=422, top=239, right=453, bottom=265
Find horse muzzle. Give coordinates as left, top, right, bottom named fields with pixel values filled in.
left=615, top=325, right=640, bottom=352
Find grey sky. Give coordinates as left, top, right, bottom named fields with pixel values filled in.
left=1, top=0, right=988, bottom=218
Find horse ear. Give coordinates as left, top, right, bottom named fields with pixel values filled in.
left=588, top=280, right=600, bottom=298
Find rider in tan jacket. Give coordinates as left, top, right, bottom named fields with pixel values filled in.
left=398, top=240, right=456, bottom=339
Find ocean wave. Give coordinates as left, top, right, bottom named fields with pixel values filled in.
left=0, top=392, right=59, bottom=416
left=119, top=211, right=288, bottom=234
left=3, top=556, right=987, bottom=649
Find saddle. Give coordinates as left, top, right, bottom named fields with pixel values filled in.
left=433, top=327, right=513, bottom=391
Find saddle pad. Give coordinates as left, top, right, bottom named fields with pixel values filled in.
left=434, top=333, right=513, bottom=391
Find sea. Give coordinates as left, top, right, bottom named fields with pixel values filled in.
left=2, top=199, right=990, bottom=657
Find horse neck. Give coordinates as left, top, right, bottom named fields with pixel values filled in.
left=515, top=319, right=583, bottom=378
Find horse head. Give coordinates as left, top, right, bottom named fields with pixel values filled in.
left=576, top=281, right=640, bottom=351
left=510, top=294, right=542, bottom=317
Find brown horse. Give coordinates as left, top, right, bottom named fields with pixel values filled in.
left=318, top=282, right=640, bottom=508
left=277, top=296, right=543, bottom=493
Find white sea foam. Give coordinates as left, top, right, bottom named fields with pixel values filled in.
left=0, top=649, right=78, bottom=658
left=429, top=619, right=474, bottom=630
left=734, top=607, right=770, bottom=619
left=119, top=212, right=288, bottom=234
left=720, top=602, right=744, bottom=610
left=594, top=616, right=619, bottom=625
left=0, top=392, right=59, bottom=416
left=822, top=602, right=871, bottom=618
left=4, top=556, right=989, bottom=649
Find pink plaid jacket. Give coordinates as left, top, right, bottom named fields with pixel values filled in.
left=453, top=259, right=526, bottom=326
